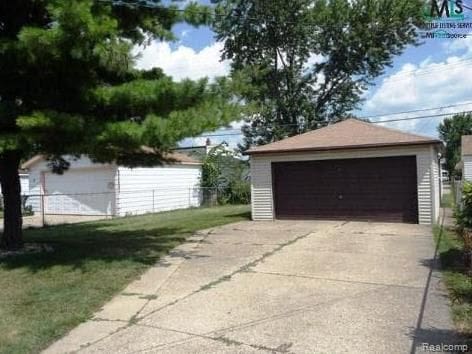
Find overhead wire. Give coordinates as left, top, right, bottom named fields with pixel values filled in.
left=101, top=0, right=472, bottom=84
left=193, top=109, right=472, bottom=139
left=99, top=0, right=472, bottom=140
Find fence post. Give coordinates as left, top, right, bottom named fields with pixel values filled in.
left=152, top=189, right=155, bottom=212
left=188, top=187, right=191, bottom=207
left=40, top=194, right=45, bottom=227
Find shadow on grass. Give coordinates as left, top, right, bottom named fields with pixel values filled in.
left=0, top=209, right=251, bottom=273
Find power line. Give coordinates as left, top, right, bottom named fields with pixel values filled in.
left=103, top=0, right=472, bottom=131
left=371, top=111, right=472, bottom=123
left=101, top=1, right=472, bottom=85
left=382, top=57, right=472, bottom=83
left=371, top=110, right=472, bottom=124
left=217, top=101, right=472, bottom=130
left=194, top=109, right=472, bottom=138
left=360, top=101, right=472, bottom=119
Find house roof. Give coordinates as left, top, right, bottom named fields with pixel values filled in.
left=21, top=150, right=201, bottom=169
left=246, top=118, right=441, bottom=155
left=165, top=151, right=202, bottom=165
left=462, top=135, right=472, bottom=156
left=138, top=147, right=201, bottom=165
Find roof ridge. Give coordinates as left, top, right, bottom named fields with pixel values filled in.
left=246, top=117, right=441, bottom=155
left=352, top=118, right=440, bottom=141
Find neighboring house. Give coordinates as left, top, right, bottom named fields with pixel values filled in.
left=21, top=152, right=202, bottom=216
left=0, top=172, right=29, bottom=196
left=439, top=157, right=449, bottom=182
left=460, top=135, right=472, bottom=181
left=247, top=119, right=442, bottom=225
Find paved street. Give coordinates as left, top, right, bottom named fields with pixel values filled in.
left=45, top=220, right=460, bottom=353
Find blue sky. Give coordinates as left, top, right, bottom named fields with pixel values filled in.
left=135, top=2, right=472, bottom=148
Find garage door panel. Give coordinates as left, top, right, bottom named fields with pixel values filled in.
left=44, top=169, right=114, bottom=216
left=272, top=156, right=418, bottom=223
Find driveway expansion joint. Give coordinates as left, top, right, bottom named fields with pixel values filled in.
left=251, top=270, right=428, bottom=290
left=135, top=280, right=398, bottom=353
left=128, top=321, right=294, bottom=353
left=134, top=227, right=327, bottom=324
left=44, top=220, right=458, bottom=354
left=75, top=228, right=218, bottom=352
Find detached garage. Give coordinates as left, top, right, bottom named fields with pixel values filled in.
left=22, top=152, right=202, bottom=217
left=247, top=119, right=442, bottom=224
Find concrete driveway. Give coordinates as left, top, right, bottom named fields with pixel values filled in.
left=45, top=220, right=460, bottom=354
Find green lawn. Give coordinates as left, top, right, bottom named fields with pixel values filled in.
left=0, top=205, right=250, bottom=354
left=433, top=223, right=472, bottom=336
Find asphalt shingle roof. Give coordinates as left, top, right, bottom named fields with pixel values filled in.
left=246, top=118, right=441, bottom=155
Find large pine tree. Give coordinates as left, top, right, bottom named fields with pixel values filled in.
left=0, top=0, right=237, bottom=250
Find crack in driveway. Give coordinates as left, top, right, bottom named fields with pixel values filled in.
left=130, top=278, right=400, bottom=354
left=49, top=219, right=457, bottom=354
left=133, top=227, right=331, bottom=323
left=75, top=225, right=336, bottom=353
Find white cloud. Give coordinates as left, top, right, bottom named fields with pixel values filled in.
left=134, top=41, right=230, bottom=81
left=363, top=39, right=472, bottom=136
left=446, top=35, right=472, bottom=55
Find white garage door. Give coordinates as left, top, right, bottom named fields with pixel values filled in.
left=44, top=168, right=115, bottom=215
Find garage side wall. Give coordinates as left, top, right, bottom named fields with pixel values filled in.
left=250, top=145, right=438, bottom=224
left=116, top=165, right=202, bottom=216
left=431, top=148, right=441, bottom=224
left=463, top=155, right=472, bottom=181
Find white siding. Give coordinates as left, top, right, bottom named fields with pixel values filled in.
left=116, top=165, right=202, bottom=216
left=250, top=159, right=273, bottom=220
left=26, top=156, right=203, bottom=217
left=463, top=155, right=472, bottom=181
left=250, top=145, right=439, bottom=225
left=26, top=156, right=116, bottom=215
left=416, top=148, right=433, bottom=224
left=431, top=150, right=440, bottom=224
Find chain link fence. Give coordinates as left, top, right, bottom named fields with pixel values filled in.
left=0, top=187, right=223, bottom=228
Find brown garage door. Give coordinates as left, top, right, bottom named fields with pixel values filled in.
left=272, top=156, right=418, bottom=223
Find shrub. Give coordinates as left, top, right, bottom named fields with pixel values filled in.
left=455, top=182, right=472, bottom=269
left=220, top=180, right=251, bottom=205
left=200, top=144, right=250, bottom=205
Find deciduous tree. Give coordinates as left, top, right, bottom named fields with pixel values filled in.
left=438, top=113, right=472, bottom=177
left=212, top=0, right=424, bottom=149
